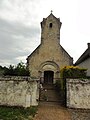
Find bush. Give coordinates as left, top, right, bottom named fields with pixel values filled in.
left=54, top=80, right=61, bottom=93
left=59, top=66, right=87, bottom=92
left=4, top=62, right=30, bottom=76
left=60, top=66, right=87, bottom=79
left=54, top=80, right=66, bottom=105
left=54, top=66, right=87, bottom=106
left=0, top=106, right=37, bottom=120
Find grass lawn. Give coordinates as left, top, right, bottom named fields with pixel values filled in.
left=0, top=106, right=37, bottom=120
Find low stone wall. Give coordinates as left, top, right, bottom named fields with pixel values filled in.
left=66, top=79, right=90, bottom=109
left=0, top=76, right=39, bottom=107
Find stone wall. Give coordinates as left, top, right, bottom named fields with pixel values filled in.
left=27, top=14, right=73, bottom=79
left=0, top=76, right=39, bottom=107
left=66, top=79, right=90, bottom=109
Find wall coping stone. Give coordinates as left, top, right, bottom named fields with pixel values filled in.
left=67, top=78, right=90, bottom=84
left=0, top=76, right=39, bottom=82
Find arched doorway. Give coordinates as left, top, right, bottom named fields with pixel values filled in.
left=39, top=61, right=60, bottom=84
left=44, top=71, right=54, bottom=84
left=39, top=62, right=60, bottom=102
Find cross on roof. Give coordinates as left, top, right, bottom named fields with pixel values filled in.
left=51, top=10, right=53, bottom=13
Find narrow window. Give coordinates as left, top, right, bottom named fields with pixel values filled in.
left=49, top=23, right=53, bottom=28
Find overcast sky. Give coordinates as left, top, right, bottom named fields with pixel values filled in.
left=0, top=0, right=90, bottom=67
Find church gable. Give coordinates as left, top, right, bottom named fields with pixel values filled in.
left=27, top=13, right=73, bottom=79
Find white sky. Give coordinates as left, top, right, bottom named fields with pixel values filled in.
left=0, top=0, right=90, bottom=66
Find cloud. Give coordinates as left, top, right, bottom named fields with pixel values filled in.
left=0, top=0, right=90, bottom=66
left=0, top=0, right=41, bottom=25
left=0, top=0, right=41, bottom=66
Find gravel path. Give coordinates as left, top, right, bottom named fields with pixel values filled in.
left=69, top=109, right=90, bottom=120
left=34, top=102, right=71, bottom=120
left=34, top=102, right=90, bottom=120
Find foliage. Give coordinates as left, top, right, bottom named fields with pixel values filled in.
left=54, top=80, right=66, bottom=105
left=60, top=66, right=87, bottom=79
left=59, top=66, right=87, bottom=94
left=0, top=66, right=5, bottom=76
left=4, top=61, right=30, bottom=76
left=54, top=80, right=61, bottom=93
left=54, top=66, right=87, bottom=106
left=0, top=106, right=37, bottom=120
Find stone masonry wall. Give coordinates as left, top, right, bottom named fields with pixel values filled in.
left=27, top=14, right=73, bottom=78
left=0, top=76, right=39, bottom=107
left=66, top=79, right=90, bottom=109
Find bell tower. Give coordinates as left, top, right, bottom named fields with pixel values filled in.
left=40, top=12, right=62, bottom=45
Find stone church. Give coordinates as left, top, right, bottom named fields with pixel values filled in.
left=27, top=13, right=73, bottom=84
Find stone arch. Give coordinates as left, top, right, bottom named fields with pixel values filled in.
left=38, top=61, right=60, bottom=84
left=39, top=61, right=59, bottom=72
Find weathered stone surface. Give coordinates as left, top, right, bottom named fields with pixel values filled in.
left=0, top=76, right=39, bottom=107
left=27, top=13, right=73, bottom=80
left=67, top=79, right=90, bottom=109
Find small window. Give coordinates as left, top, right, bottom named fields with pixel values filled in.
left=49, top=23, right=53, bottom=28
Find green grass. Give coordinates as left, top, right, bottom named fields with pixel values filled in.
left=0, top=106, right=37, bottom=120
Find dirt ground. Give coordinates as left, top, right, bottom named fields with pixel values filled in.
left=34, top=102, right=71, bottom=120
left=34, top=102, right=90, bottom=120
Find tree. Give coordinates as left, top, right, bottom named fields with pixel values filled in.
left=15, top=62, right=30, bottom=76
left=0, top=65, right=5, bottom=76
left=4, top=61, right=30, bottom=76
left=4, top=65, right=15, bottom=76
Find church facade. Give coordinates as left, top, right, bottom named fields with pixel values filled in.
left=27, top=13, right=73, bottom=84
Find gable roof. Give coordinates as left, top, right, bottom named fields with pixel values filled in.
left=47, top=13, right=60, bottom=21
left=27, top=43, right=73, bottom=62
left=60, top=45, right=73, bottom=59
left=27, top=44, right=41, bottom=61
left=41, top=13, right=62, bottom=29
left=27, top=13, right=72, bottom=62
left=75, top=43, right=90, bottom=65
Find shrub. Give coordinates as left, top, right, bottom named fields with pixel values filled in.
left=0, top=106, right=37, bottom=120
left=54, top=80, right=61, bottom=93
left=4, top=62, right=30, bottom=76
left=59, top=66, right=87, bottom=92
left=60, top=66, right=87, bottom=79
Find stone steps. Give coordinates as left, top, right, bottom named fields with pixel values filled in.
left=40, top=84, right=63, bottom=103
